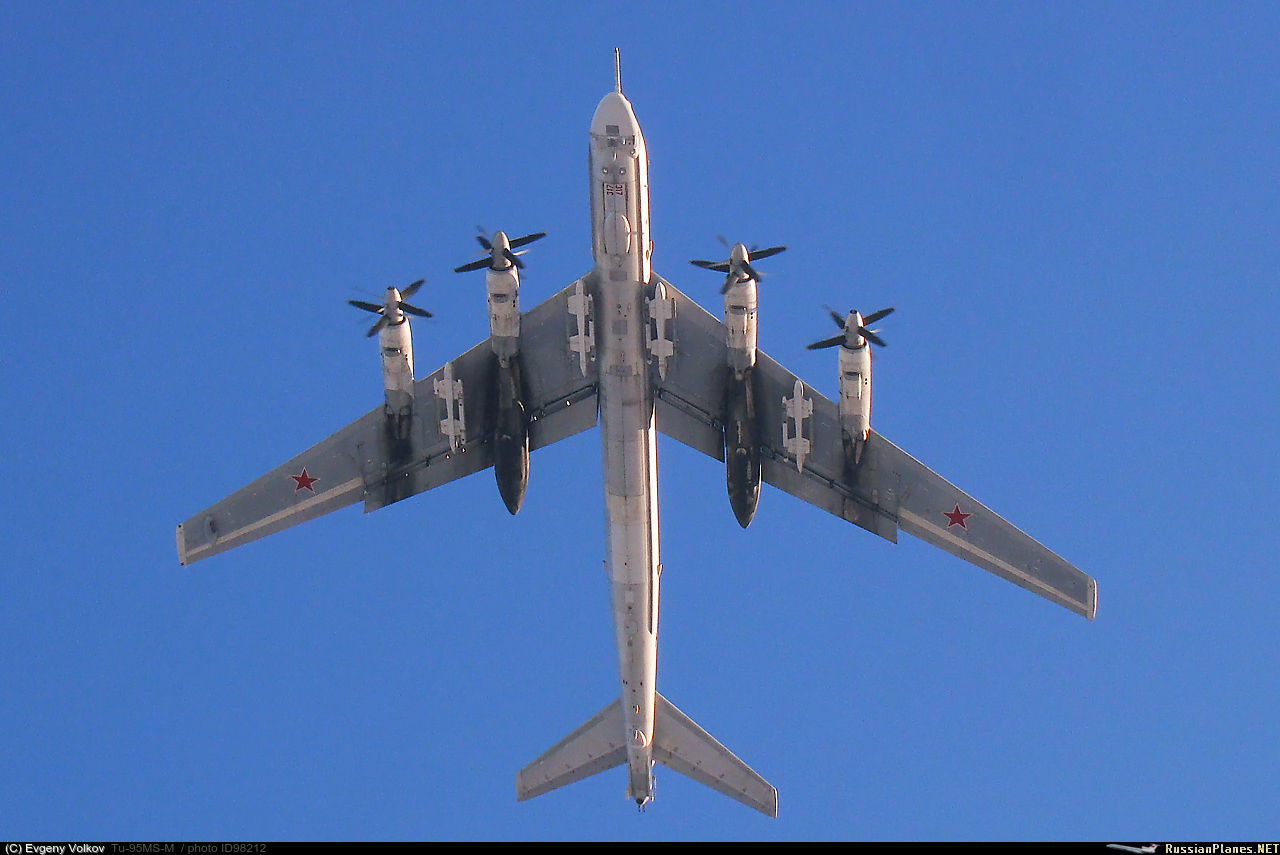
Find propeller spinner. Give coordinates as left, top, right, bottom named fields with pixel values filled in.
left=348, top=279, right=433, bottom=337
left=806, top=306, right=895, bottom=350
left=454, top=229, right=547, bottom=273
left=690, top=241, right=787, bottom=294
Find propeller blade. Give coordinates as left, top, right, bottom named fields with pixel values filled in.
left=720, top=275, right=737, bottom=295
left=717, top=234, right=731, bottom=249
left=366, top=315, right=389, bottom=338
left=806, top=335, right=847, bottom=350
left=348, top=299, right=385, bottom=315
left=400, top=279, right=425, bottom=299
left=827, top=307, right=847, bottom=329
left=454, top=257, right=492, bottom=273
left=508, top=231, right=547, bottom=249
left=474, top=234, right=492, bottom=251
left=503, top=247, right=524, bottom=269
left=750, top=245, right=787, bottom=260
left=741, top=262, right=761, bottom=282
left=399, top=302, right=433, bottom=318
left=858, top=326, right=887, bottom=347
left=862, top=306, right=896, bottom=325
left=691, top=259, right=731, bottom=272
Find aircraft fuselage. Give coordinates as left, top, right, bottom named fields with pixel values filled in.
left=588, top=90, right=660, bottom=806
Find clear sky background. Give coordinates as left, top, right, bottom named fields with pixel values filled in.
left=2, top=1, right=1278, bottom=841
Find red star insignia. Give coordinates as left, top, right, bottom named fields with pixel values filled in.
left=943, top=503, right=971, bottom=529
left=291, top=468, right=318, bottom=493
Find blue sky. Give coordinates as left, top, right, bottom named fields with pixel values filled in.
left=2, top=1, right=1278, bottom=841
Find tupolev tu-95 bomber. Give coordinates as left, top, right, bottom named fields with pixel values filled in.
left=177, top=54, right=1096, bottom=818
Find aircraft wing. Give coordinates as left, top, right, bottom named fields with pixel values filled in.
left=650, top=275, right=1096, bottom=619
left=177, top=275, right=601, bottom=565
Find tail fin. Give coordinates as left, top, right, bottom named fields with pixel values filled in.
left=653, top=693, right=778, bottom=817
left=516, top=693, right=778, bottom=817
left=517, top=698, right=627, bottom=802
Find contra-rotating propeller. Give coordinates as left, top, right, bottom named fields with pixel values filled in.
left=689, top=238, right=787, bottom=293
left=348, top=278, right=433, bottom=337
left=806, top=305, right=895, bottom=350
left=454, top=228, right=547, bottom=273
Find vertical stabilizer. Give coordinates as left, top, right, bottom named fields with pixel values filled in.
left=517, top=699, right=627, bottom=802
left=653, top=693, right=778, bottom=817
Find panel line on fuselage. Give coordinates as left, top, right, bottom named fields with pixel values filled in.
left=589, top=88, right=660, bottom=806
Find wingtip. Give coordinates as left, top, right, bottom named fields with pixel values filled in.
left=175, top=524, right=188, bottom=566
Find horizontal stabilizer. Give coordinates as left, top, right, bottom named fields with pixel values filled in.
left=517, top=699, right=627, bottom=802
left=653, top=693, right=778, bottom=817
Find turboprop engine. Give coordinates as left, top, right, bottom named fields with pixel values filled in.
left=454, top=229, right=547, bottom=514
left=348, top=279, right=432, bottom=453
left=806, top=305, right=894, bottom=472
left=689, top=241, right=786, bottom=528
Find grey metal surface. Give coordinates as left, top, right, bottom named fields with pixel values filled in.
left=885, top=435, right=1097, bottom=619
left=517, top=699, right=627, bottom=802
left=590, top=89, right=662, bottom=807
left=176, top=408, right=380, bottom=566
left=363, top=278, right=600, bottom=513
left=653, top=280, right=1095, bottom=619
left=652, top=693, right=778, bottom=818
left=177, top=279, right=599, bottom=564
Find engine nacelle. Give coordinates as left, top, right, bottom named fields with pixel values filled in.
left=485, top=258, right=529, bottom=514
left=724, top=368, right=761, bottom=528
left=378, top=312, right=415, bottom=445
left=455, top=229, right=539, bottom=513
left=723, top=277, right=758, bottom=376
left=486, top=264, right=521, bottom=364
left=837, top=342, right=871, bottom=466
left=486, top=251, right=527, bottom=513
left=493, top=356, right=530, bottom=515
left=722, top=270, right=762, bottom=526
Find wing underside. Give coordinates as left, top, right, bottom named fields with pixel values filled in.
left=650, top=276, right=1096, bottom=619
left=177, top=276, right=600, bottom=565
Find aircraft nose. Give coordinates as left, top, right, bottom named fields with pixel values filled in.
left=591, top=91, right=639, bottom=138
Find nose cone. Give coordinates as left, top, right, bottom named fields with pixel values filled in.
left=591, top=91, right=640, bottom=139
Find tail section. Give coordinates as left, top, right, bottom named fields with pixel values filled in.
left=653, top=693, right=778, bottom=817
left=517, top=699, right=627, bottom=802
left=517, top=693, right=777, bottom=817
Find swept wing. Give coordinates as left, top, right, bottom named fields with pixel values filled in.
left=177, top=277, right=599, bottom=565
left=650, top=275, right=1096, bottom=620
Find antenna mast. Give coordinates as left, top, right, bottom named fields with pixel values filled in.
left=614, top=48, right=622, bottom=93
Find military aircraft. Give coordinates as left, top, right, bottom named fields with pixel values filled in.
left=176, top=52, right=1096, bottom=818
